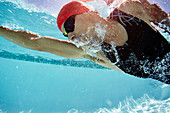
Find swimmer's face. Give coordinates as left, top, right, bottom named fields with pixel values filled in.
left=62, top=12, right=106, bottom=44
left=61, top=11, right=128, bottom=47
left=62, top=12, right=108, bottom=56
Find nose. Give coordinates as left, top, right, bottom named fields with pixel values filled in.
left=68, top=33, right=76, bottom=41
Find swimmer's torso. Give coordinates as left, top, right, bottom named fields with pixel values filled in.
left=100, top=8, right=170, bottom=83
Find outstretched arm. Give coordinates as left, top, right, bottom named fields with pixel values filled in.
left=0, top=26, right=85, bottom=59
left=0, top=26, right=124, bottom=71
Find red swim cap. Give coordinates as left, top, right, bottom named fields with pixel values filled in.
left=57, top=1, right=92, bottom=31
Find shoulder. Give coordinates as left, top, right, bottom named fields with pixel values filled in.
left=118, top=0, right=151, bottom=20
left=117, top=0, right=156, bottom=29
left=118, top=0, right=168, bottom=23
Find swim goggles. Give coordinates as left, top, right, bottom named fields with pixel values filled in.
left=63, top=15, right=76, bottom=37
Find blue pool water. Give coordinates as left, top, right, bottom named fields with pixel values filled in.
left=0, top=0, right=170, bottom=112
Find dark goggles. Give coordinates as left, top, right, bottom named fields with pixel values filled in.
left=63, top=15, right=76, bottom=37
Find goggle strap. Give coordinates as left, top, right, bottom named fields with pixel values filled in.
left=63, top=28, right=68, bottom=36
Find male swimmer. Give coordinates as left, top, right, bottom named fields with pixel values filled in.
left=0, top=0, right=169, bottom=84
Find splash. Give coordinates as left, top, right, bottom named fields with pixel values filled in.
left=0, top=23, right=25, bottom=31
left=70, top=23, right=119, bottom=63
left=94, top=23, right=107, bottom=40
left=98, top=95, right=170, bottom=113
left=70, top=34, right=102, bottom=57
left=151, top=22, right=170, bottom=42
left=70, top=23, right=104, bottom=57
left=140, top=52, right=170, bottom=83
left=19, top=109, right=33, bottom=113
left=110, top=41, right=120, bottom=64
left=67, top=94, right=170, bottom=113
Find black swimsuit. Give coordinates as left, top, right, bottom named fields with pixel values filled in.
left=101, top=9, right=170, bottom=84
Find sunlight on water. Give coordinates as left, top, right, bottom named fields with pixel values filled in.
left=0, top=0, right=64, bottom=59
left=1, top=0, right=45, bottom=13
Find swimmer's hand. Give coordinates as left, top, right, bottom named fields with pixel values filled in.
left=0, top=26, right=85, bottom=59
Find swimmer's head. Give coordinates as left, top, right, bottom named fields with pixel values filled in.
left=57, top=1, right=105, bottom=38
left=57, top=1, right=127, bottom=48
left=57, top=1, right=92, bottom=32
left=56, top=1, right=126, bottom=56
left=57, top=1, right=103, bottom=42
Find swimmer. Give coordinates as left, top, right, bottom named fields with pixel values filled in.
left=0, top=0, right=169, bottom=84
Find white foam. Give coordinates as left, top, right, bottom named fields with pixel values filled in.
left=71, top=35, right=102, bottom=57
left=70, top=23, right=120, bottom=64
left=140, top=52, right=170, bottom=82
left=70, top=23, right=105, bottom=57
left=19, top=109, right=33, bottom=113
left=1, top=23, right=25, bottom=31
left=110, top=41, right=120, bottom=64
left=67, top=94, right=170, bottom=113
left=151, top=22, right=170, bottom=42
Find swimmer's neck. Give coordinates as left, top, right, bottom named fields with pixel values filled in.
left=104, top=18, right=128, bottom=46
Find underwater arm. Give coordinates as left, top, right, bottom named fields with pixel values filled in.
left=84, top=52, right=124, bottom=72
left=0, top=26, right=85, bottom=59
left=0, top=26, right=124, bottom=71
